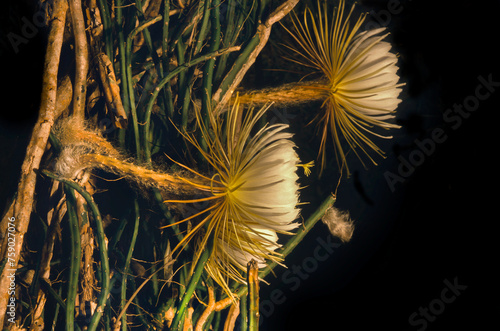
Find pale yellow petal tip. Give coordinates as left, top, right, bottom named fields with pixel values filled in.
left=298, top=160, right=315, bottom=176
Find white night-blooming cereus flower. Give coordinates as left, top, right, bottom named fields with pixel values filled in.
left=283, top=0, right=404, bottom=173
left=165, top=99, right=300, bottom=295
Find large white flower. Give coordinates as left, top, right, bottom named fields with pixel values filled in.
left=168, top=100, right=301, bottom=293
left=283, top=0, right=404, bottom=173
left=52, top=100, right=301, bottom=294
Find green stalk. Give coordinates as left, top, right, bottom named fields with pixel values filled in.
left=202, top=310, right=215, bottom=331
left=214, top=2, right=249, bottom=82
left=170, top=245, right=211, bottom=331
left=181, top=67, right=196, bottom=131
left=176, top=39, right=186, bottom=94
left=262, top=194, right=336, bottom=277
left=51, top=286, right=63, bottom=331
left=161, top=0, right=170, bottom=74
left=198, top=0, right=220, bottom=153
left=138, top=69, right=163, bottom=163
left=63, top=186, right=81, bottom=331
left=126, top=15, right=163, bottom=159
left=201, top=0, right=220, bottom=114
left=176, top=39, right=191, bottom=131
left=97, top=0, right=113, bottom=59
left=48, top=131, right=62, bottom=153
left=140, top=70, right=164, bottom=164
left=151, top=257, right=159, bottom=297
left=152, top=188, right=185, bottom=246
left=134, top=0, right=163, bottom=76
left=173, top=42, right=194, bottom=132
left=109, top=215, right=129, bottom=253
left=176, top=0, right=208, bottom=130
left=239, top=292, right=248, bottom=331
left=134, top=0, right=171, bottom=164
left=144, top=46, right=239, bottom=146
left=40, top=278, right=66, bottom=313
left=179, top=265, right=187, bottom=300
left=215, top=33, right=260, bottom=104
left=115, top=0, right=130, bottom=149
left=162, top=0, right=175, bottom=119
left=41, top=171, right=111, bottom=331
left=213, top=0, right=241, bottom=82
left=212, top=310, right=221, bottom=331
left=121, top=199, right=140, bottom=331
left=105, top=275, right=119, bottom=330
left=194, top=0, right=212, bottom=55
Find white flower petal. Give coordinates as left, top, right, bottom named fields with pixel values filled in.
left=287, top=0, right=404, bottom=169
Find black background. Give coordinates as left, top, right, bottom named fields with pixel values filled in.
left=1, top=0, right=499, bottom=330
left=260, top=1, right=500, bottom=330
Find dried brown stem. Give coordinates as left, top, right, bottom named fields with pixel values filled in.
left=30, top=183, right=66, bottom=329
left=164, top=307, right=175, bottom=328
left=55, top=75, right=73, bottom=118
left=247, top=260, right=260, bottom=330
left=222, top=300, right=240, bottom=331
left=183, top=307, right=194, bottom=331
left=0, top=0, right=68, bottom=325
left=69, top=0, right=89, bottom=121
left=96, top=52, right=128, bottom=128
left=77, top=178, right=97, bottom=315
left=145, top=0, right=163, bottom=19
left=213, top=0, right=300, bottom=114
left=195, top=286, right=215, bottom=331
left=214, top=296, right=233, bottom=311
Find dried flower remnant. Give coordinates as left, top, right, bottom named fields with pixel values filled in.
left=321, top=205, right=354, bottom=242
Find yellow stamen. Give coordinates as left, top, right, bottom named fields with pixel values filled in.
left=298, top=161, right=315, bottom=176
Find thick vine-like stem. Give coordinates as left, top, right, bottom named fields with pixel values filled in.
left=69, top=0, right=89, bottom=121
left=0, top=0, right=68, bottom=325
left=212, top=0, right=300, bottom=114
